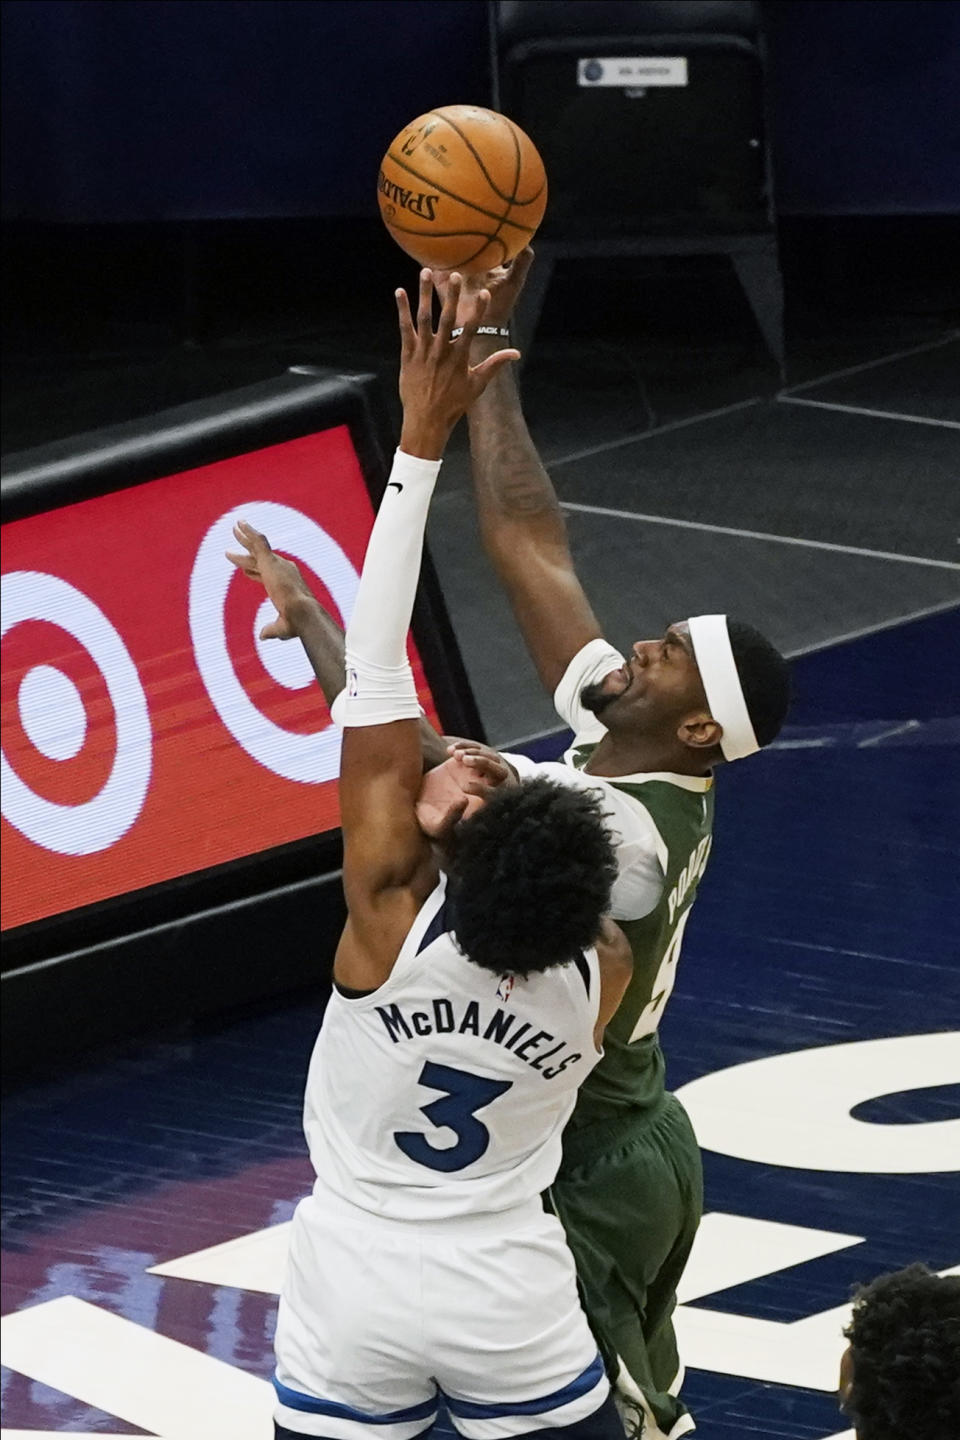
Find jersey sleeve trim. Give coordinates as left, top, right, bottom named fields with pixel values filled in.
left=416, top=889, right=456, bottom=955
left=328, top=876, right=449, bottom=1011
left=565, top=751, right=714, bottom=794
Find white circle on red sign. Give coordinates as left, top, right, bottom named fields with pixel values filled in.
left=19, top=663, right=88, bottom=760
left=253, top=598, right=316, bottom=690
left=1, top=571, right=153, bottom=855
left=189, top=502, right=359, bottom=783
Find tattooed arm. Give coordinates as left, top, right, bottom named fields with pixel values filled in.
left=461, top=253, right=603, bottom=693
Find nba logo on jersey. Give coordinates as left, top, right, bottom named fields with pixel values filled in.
left=347, top=667, right=358, bottom=697
left=496, top=973, right=515, bottom=1002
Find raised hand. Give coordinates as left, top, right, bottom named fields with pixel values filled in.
left=432, top=247, right=535, bottom=332
left=225, top=520, right=315, bottom=640
left=444, top=740, right=519, bottom=796
left=414, top=742, right=518, bottom=841
left=396, top=268, right=520, bottom=459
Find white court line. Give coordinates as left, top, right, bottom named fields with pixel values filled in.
left=781, top=331, right=959, bottom=396
left=0, top=1296, right=273, bottom=1439
left=499, top=726, right=569, bottom=752
left=857, top=719, right=922, bottom=748
left=546, top=333, right=960, bottom=471
left=768, top=737, right=836, bottom=749
left=778, top=393, right=960, bottom=430
left=544, top=332, right=955, bottom=469
left=559, top=501, right=960, bottom=571
left=789, top=596, right=960, bottom=656
left=1, top=1433, right=139, bottom=1439
left=548, top=397, right=763, bottom=469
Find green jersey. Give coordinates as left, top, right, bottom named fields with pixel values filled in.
left=545, top=642, right=712, bottom=1434
left=566, top=740, right=715, bottom=1126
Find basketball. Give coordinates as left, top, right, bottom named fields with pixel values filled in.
left=377, top=105, right=548, bottom=274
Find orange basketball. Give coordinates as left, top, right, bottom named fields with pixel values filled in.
left=377, top=105, right=548, bottom=274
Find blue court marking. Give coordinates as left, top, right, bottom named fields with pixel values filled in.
left=786, top=607, right=960, bottom=725
left=852, top=1083, right=960, bottom=1123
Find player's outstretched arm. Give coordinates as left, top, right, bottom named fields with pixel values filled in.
left=225, top=528, right=348, bottom=704
left=335, top=270, right=519, bottom=991
left=437, top=250, right=605, bottom=695
left=226, top=525, right=451, bottom=769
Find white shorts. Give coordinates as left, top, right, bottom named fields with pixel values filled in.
left=273, top=1185, right=609, bottom=1439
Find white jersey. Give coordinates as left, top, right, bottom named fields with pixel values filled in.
left=304, top=873, right=602, bottom=1220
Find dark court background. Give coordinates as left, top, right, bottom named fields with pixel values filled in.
left=2, top=0, right=959, bottom=390
left=3, top=0, right=959, bottom=222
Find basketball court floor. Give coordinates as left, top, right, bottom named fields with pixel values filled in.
left=2, top=281, right=959, bottom=1438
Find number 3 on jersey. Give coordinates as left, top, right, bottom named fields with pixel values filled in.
left=394, top=1061, right=512, bottom=1172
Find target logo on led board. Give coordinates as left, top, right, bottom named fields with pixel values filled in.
left=1, top=423, right=443, bottom=932
left=1, top=571, right=152, bottom=856
left=189, top=502, right=360, bottom=784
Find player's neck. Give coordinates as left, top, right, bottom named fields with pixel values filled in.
left=583, top=730, right=710, bottom=779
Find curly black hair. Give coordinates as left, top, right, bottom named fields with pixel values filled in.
left=727, top=619, right=791, bottom=747
left=445, top=776, right=617, bottom=978
left=842, top=1263, right=960, bottom=1439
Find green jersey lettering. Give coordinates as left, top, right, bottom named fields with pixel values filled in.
left=565, top=746, right=715, bottom=1126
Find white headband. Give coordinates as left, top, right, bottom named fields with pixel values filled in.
left=687, top=614, right=759, bottom=762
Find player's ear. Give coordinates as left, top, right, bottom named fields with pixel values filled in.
left=678, top=713, right=722, bottom=750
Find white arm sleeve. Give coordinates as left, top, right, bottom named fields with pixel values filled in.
left=552, top=639, right=627, bottom=740
left=339, top=449, right=441, bottom=729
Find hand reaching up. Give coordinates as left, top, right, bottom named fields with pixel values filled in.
left=431, top=247, right=535, bottom=332
left=225, top=521, right=315, bottom=640
left=396, top=268, right=520, bottom=460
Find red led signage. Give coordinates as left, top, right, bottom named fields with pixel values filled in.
left=1, top=425, right=440, bottom=930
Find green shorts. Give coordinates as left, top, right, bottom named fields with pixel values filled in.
left=547, top=1093, right=703, bottom=1439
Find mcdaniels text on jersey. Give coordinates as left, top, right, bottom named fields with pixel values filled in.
left=375, top=996, right=586, bottom=1080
